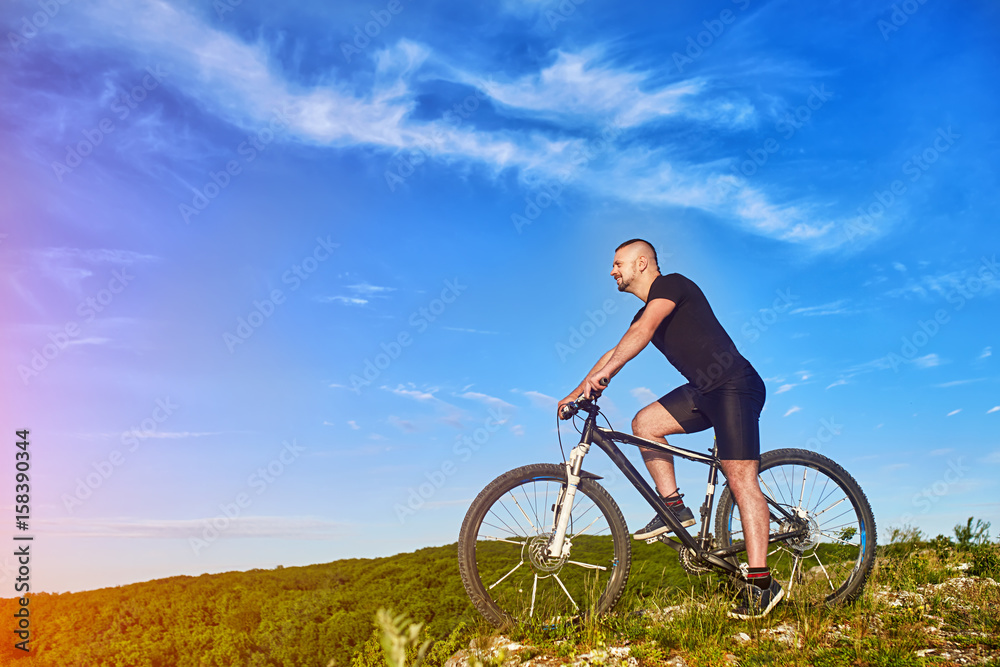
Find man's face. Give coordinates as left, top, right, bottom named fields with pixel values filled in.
left=611, top=250, right=635, bottom=292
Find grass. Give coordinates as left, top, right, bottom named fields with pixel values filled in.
left=361, top=531, right=1000, bottom=667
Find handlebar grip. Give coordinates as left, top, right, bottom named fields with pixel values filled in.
left=599, top=377, right=609, bottom=387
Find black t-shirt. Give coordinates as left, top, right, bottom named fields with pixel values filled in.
left=630, top=273, right=751, bottom=393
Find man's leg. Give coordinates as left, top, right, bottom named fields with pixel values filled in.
left=718, top=459, right=769, bottom=568
left=632, top=401, right=686, bottom=495
left=630, top=401, right=701, bottom=540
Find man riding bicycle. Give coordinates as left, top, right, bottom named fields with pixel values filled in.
left=557, top=238, right=782, bottom=619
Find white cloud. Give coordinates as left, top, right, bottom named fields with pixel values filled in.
left=631, top=387, right=658, bottom=403
left=514, top=389, right=557, bottom=409
left=934, top=379, right=984, bottom=388
left=470, top=49, right=712, bottom=128
left=347, top=283, right=395, bottom=295
left=988, top=406, right=1000, bottom=414
left=444, top=327, right=500, bottom=334
left=946, top=409, right=961, bottom=417
left=348, top=420, right=360, bottom=430
left=789, top=300, right=851, bottom=316
left=459, top=391, right=516, bottom=412
left=40, top=515, right=347, bottom=539
left=826, top=379, right=848, bottom=389
left=383, top=385, right=438, bottom=402
left=388, top=415, right=417, bottom=432
left=914, top=354, right=941, bottom=369
left=929, top=448, right=953, bottom=456
left=320, top=296, right=368, bottom=305
left=980, top=346, right=992, bottom=359
left=783, top=406, right=801, bottom=417
left=775, top=383, right=796, bottom=394
left=51, top=3, right=859, bottom=250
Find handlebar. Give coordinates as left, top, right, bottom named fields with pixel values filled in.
left=559, top=377, right=609, bottom=419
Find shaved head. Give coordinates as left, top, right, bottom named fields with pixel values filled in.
left=615, top=239, right=659, bottom=271
left=611, top=238, right=661, bottom=296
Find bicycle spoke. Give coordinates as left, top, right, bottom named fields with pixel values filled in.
left=553, top=573, right=579, bottom=610
left=716, top=455, right=875, bottom=609
left=565, top=560, right=607, bottom=571
left=484, top=511, right=522, bottom=538
left=818, top=530, right=856, bottom=546
left=813, top=496, right=847, bottom=519
left=529, top=574, right=538, bottom=617
left=489, top=561, right=524, bottom=590
left=787, top=553, right=802, bottom=596
left=813, top=552, right=836, bottom=591
left=510, top=492, right=538, bottom=532
left=570, top=515, right=601, bottom=538
left=482, top=536, right=525, bottom=546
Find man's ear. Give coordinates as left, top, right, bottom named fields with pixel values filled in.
left=637, top=255, right=647, bottom=273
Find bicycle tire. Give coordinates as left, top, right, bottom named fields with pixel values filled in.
left=458, top=463, right=631, bottom=627
left=714, top=448, right=877, bottom=606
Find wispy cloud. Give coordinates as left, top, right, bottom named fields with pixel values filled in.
left=914, top=353, right=942, bottom=369
left=934, top=379, right=984, bottom=388
left=39, top=516, right=348, bottom=539
left=789, top=300, right=852, bottom=316
left=631, top=387, right=657, bottom=403
left=826, top=379, right=848, bottom=389
left=775, top=383, right=796, bottom=394
left=347, top=283, right=395, bottom=296
left=31, top=2, right=860, bottom=250
left=987, top=406, right=1000, bottom=414
left=513, top=389, right=557, bottom=409
left=388, top=415, right=417, bottom=433
left=929, top=448, right=953, bottom=456
left=783, top=406, right=801, bottom=417
left=459, top=391, right=516, bottom=412
left=980, top=346, right=992, bottom=359
left=444, top=327, right=500, bottom=334
left=946, top=409, right=961, bottom=417
left=319, top=296, right=369, bottom=305
left=384, top=385, right=440, bottom=402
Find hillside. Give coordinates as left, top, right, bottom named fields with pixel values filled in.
left=0, top=545, right=471, bottom=666
left=2, top=529, right=996, bottom=666
left=0, top=538, right=698, bottom=666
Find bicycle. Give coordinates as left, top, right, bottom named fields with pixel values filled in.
left=457, top=390, right=877, bottom=627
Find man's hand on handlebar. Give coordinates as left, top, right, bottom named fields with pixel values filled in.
left=557, top=377, right=609, bottom=420
left=582, top=373, right=610, bottom=399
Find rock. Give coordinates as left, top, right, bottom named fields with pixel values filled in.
left=733, top=632, right=751, bottom=643
left=760, top=622, right=801, bottom=647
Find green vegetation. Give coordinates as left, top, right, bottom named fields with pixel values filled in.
left=0, top=545, right=473, bottom=666
left=1, top=519, right=996, bottom=666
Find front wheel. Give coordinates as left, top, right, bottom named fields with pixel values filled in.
left=458, top=464, right=631, bottom=627
left=714, top=448, right=877, bottom=606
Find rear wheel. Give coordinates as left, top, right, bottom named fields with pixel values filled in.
left=714, top=448, right=876, bottom=606
left=458, top=464, right=631, bottom=627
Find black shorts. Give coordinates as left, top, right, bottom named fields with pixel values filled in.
left=657, top=366, right=766, bottom=461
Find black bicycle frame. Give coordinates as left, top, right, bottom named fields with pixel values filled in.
left=576, top=408, right=806, bottom=576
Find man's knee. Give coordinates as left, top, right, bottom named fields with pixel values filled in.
left=631, top=414, right=645, bottom=436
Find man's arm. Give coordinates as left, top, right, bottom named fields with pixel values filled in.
left=581, top=298, right=676, bottom=397
left=558, top=348, right=615, bottom=418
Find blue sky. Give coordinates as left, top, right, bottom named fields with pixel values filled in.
left=0, top=0, right=998, bottom=593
